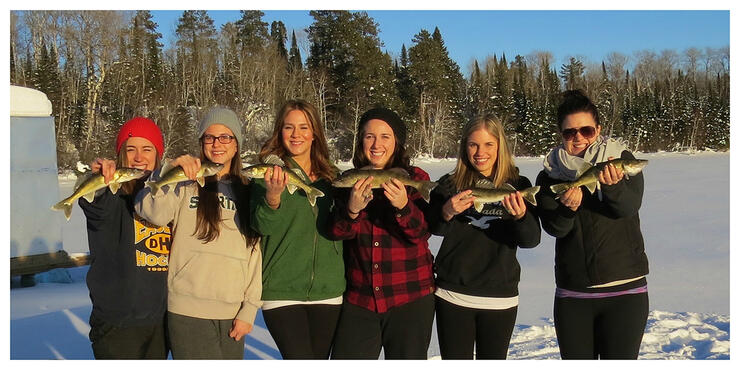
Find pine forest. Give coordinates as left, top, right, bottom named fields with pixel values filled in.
left=10, top=10, right=730, bottom=170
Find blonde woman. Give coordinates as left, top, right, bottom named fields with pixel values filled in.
left=427, top=114, right=541, bottom=359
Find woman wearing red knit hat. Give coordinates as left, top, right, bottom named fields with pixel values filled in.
left=79, top=116, right=171, bottom=359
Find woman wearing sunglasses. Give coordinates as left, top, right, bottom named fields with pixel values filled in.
left=535, top=90, right=649, bottom=359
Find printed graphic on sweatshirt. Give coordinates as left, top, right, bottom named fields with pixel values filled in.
left=134, top=215, right=170, bottom=272
left=462, top=203, right=508, bottom=229
left=188, top=195, right=237, bottom=210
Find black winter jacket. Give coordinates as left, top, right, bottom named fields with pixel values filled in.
left=535, top=150, right=649, bottom=292
left=427, top=173, right=541, bottom=298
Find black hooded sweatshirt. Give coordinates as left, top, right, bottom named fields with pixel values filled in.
left=79, top=187, right=170, bottom=326
left=427, top=173, right=541, bottom=298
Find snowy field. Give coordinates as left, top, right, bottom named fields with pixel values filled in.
left=9, top=151, right=730, bottom=360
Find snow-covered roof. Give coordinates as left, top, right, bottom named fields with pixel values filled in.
left=10, top=85, right=52, bottom=117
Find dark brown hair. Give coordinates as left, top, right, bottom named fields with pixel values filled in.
left=556, top=89, right=601, bottom=130
left=259, top=99, right=336, bottom=181
left=351, top=118, right=411, bottom=171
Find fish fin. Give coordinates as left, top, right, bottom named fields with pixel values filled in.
left=475, top=178, right=496, bottom=189
left=286, top=183, right=298, bottom=194
left=108, top=182, right=121, bottom=194
left=159, top=159, right=174, bottom=177
left=418, top=181, right=437, bottom=203
left=306, top=186, right=325, bottom=206
left=523, top=186, right=540, bottom=206
left=290, top=167, right=309, bottom=183
left=74, top=172, right=93, bottom=189
left=575, top=161, right=593, bottom=177
left=82, top=191, right=96, bottom=203
left=585, top=181, right=598, bottom=194
left=550, top=182, right=572, bottom=195
left=263, top=154, right=286, bottom=166
left=51, top=201, right=73, bottom=221
left=359, top=165, right=375, bottom=170
left=196, top=176, right=205, bottom=187
left=387, top=167, right=410, bottom=178
left=145, top=180, right=160, bottom=196
left=473, top=199, right=484, bottom=213
left=501, top=183, right=516, bottom=191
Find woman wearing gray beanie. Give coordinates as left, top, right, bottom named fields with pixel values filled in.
left=136, top=106, right=262, bottom=359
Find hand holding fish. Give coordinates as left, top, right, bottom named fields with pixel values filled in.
left=91, top=157, right=116, bottom=184
left=229, top=318, right=252, bottom=341
left=560, top=187, right=583, bottom=211
left=598, top=156, right=625, bottom=186
left=347, top=176, right=375, bottom=218
left=381, top=178, right=409, bottom=210
left=442, top=190, right=474, bottom=221
left=264, top=165, right=288, bottom=209
left=170, top=155, right=201, bottom=181
left=502, top=191, right=527, bottom=220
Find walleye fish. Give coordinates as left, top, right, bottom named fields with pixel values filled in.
left=332, top=168, right=438, bottom=203
left=241, top=154, right=325, bottom=207
left=145, top=160, right=223, bottom=195
left=549, top=158, right=648, bottom=196
left=51, top=167, right=148, bottom=220
left=466, top=180, right=540, bottom=213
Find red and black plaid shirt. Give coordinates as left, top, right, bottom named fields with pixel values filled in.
left=329, top=166, right=435, bottom=313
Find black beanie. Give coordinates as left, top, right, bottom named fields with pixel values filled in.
left=358, top=107, right=406, bottom=146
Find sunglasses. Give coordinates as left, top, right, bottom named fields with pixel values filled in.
left=561, top=126, right=596, bottom=141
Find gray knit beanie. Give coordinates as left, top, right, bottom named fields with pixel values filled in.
left=198, top=107, right=243, bottom=146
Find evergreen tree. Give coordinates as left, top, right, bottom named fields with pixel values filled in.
left=559, top=57, right=585, bottom=90
left=270, top=20, right=288, bottom=61
left=288, top=30, right=302, bottom=71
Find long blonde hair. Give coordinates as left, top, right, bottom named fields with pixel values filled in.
left=451, top=114, right=518, bottom=191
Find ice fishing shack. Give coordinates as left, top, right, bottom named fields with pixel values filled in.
left=10, top=85, right=83, bottom=286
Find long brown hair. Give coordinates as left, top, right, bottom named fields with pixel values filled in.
left=115, top=140, right=161, bottom=195
left=451, top=114, right=518, bottom=191
left=194, top=139, right=259, bottom=247
left=259, top=99, right=336, bottom=181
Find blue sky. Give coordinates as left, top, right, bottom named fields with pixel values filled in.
left=152, top=10, right=728, bottom=76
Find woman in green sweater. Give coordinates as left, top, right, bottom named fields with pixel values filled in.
left=249, top=99, right=345, bottom=359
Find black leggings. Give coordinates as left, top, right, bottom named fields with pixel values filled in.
left=331, top=294, right=435, bottom=359
left=262, top=304, right=341, bottom=359
left=554, top=292, right=649, bottom=359
left=435, top=296, right=518, bottom=359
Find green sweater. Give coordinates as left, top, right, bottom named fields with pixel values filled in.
left=249, top=160, right=345, bottom=301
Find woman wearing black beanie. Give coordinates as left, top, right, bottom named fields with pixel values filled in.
left=328, top=107, right=435, bottom=359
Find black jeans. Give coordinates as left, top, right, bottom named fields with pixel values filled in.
left=554, top=292, right=649, bottom=359
left=331, top=294, right=435, bottom=359
left=167, top=312, right=245, bottom=359
left=435, top=296, right=518, bottom=359
left=89, top=313, right=168, bottom=359
left=262, top=304, right=341, bottom=359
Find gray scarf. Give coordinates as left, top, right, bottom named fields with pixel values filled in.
left=543, top=136, right=629, bottom=181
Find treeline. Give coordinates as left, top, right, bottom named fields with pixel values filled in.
left=10, top=10, right=730, bottom=170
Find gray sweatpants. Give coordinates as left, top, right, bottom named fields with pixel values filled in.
left=167, top=312, right=245, bottom=359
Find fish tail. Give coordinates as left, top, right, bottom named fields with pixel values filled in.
left=550, top=182, right=572, bottom=196
left=306, top=186, right=325, bottom=207
left=523, top=186, right=540, bottom=206
left=418, top=181, right=438, bottom=203
left=51, top=200, right=73, bottom=221
left=147, top=180, right=160, bottom=196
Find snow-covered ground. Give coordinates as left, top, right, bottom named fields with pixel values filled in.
left=9, top=151, right=730, bottom=359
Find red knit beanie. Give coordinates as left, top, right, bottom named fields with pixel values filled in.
left=115, top=117, right=164, bottom=159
